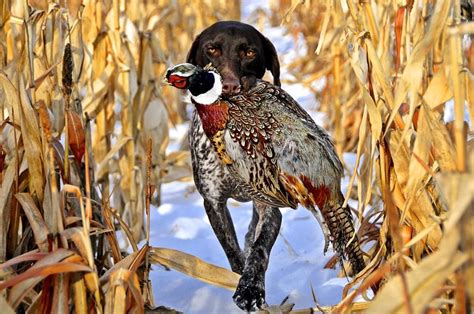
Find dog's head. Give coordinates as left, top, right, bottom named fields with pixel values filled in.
left=187, top=21, right=280, bottom=96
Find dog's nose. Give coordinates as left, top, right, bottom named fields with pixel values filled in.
left=222, top=80, right=241, bottom=95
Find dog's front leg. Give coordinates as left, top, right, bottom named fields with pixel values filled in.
left=233, top=203, right=282, bottom=311
left=203, top=199, right=245, bottom=273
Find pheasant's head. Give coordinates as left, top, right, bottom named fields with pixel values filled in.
left=164, top=63, right=223, bottom=105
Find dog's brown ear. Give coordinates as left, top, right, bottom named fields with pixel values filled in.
left=186, top=33, right=202, bottom=64
left=261, top=35, right=281, bottom=86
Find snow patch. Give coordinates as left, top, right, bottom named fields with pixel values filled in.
left=171, top=217, right=208, bottom=240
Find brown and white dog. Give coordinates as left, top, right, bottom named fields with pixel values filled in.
left=186, top=21, right=281, bottom=311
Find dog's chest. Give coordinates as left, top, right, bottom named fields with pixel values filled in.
left=189, top=110, right=252, bottom=201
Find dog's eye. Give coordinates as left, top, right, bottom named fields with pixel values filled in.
left=207, top=47, right=220, bottom=56
left=245, top=50, right=256, bottom=58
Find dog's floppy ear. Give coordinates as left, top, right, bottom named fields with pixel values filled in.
left=186, top=33, right=202, bottom=64
left=261, top=35, right=281, bottom=87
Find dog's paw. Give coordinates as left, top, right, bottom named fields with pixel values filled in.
left=232, top=275, right=265, bottom=312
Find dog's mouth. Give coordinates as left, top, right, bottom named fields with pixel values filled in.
left=240, top=75, right=257, bottom=92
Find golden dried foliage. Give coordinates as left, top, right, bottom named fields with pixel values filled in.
left=1, top=0, right=473, bottom=312
left=279, top=0, right=474, bottom=312
left=0, top=0, right=240, bottom=312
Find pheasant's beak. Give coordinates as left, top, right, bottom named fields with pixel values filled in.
left=162, top=75, right=171, bottom=85
left=162, top=68, right=174, bottom=85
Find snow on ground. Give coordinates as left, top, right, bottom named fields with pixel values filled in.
left=149, top=3, right=356, bottom=313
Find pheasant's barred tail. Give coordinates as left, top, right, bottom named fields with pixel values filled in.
left=323, top=201, right=365, bottom=275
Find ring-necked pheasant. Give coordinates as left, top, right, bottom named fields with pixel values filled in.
left=164, top=62, right=366, bottom=298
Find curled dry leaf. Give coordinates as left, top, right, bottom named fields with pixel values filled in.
left=14, top=193, right=50, bottom=252
left=5, top=249, right=76, bottom=308
left=66, top=110, right=85, bottom=163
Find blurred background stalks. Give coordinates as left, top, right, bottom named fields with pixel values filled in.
left=0, top=0, right=473, bottom=313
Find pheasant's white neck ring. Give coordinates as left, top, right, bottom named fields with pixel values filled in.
left=190, top=71, right=223, bottom=105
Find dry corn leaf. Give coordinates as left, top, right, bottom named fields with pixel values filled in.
left=388, top=0, right=450, bottom=129
left=0, top=250, right=45, bottom=269
left=66, top=110, right=85, bottom=163
left=65, top=0, right=83, bottom=20
left=281, top=0, right=304, bottom=24
left=149, top=247, right=240, bottom=291
left=387, top=130, right=441, bottom=255
left=81, top=61, right=113, bottom=118
left=61, top=227, right=94, bottom=265
left=367, top=231, right=467, bottom=313
left=127, top=276, right=145, bottom=313
left=99, top=249, right=141, bottom=287
left=83, top=271, right=102, bottom=309
left=466, top=72, right=474, bottom=127
left=394, top=7, right=405, bottom=72
left=28, top=0, right=48, bottom=11
left=5, top=249, right=79, bottom=308
left=0, top=73, right=45, bottom=201
left=0, top=153, right=18, bottom=261
left=343, top=105, right=368, bottom=208
left=0, top=294, right=14, bottom=314
left=51, top=274, right=70, bottom=314
left=423, top=67, right=453, bottom=110
left=423, top=103, right=457, bottom=171
left=437, top=172, right=474, bottom=233
left=0, top=262, right=91, bottom=291
left=95, top=136, right=132, bottom=181
left=14, top=193, right=50, bottom=252
left=104, top=268, right=144, bottom=314
left=71, top=273, right=87, bottom=314
left=403, top=105, right=432, bottom=217
left=105, top=270, right=127, bottom=314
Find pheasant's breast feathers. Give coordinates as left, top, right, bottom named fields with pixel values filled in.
left=194, top=100, right=229, bottom=138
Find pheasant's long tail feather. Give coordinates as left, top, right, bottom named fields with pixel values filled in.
left=322, top=201, right=365, bottom=274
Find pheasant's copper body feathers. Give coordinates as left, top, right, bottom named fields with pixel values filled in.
left=193, top=79, right=365, bottom=274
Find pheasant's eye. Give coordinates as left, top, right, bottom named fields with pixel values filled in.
left=245, top=50, right=256, bottom=58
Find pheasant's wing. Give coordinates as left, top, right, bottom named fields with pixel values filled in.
left=223, top=90, right=298, bottom=209
left=250, top=81, right=344, bottom=209
left=224, top=80, right=343, bottom=210
left=225, top=156, right=297, bottom=209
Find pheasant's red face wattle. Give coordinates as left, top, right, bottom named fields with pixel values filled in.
left=168, top=74, right=188, bottom=89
